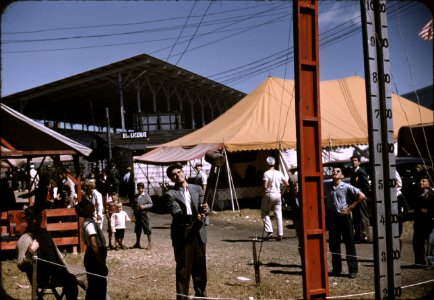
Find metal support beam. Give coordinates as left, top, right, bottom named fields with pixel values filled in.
left=118, top=72, right=126, bottom=131
left=293, top=1, right=329, bottom=298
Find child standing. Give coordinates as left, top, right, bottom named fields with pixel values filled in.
left=132, top=182, right=153, bottom=250
left=110, top=202, right=131, bottom=250
left=105, top=192, right=120, bottom=250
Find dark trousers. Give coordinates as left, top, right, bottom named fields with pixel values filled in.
left=173, top=230, right=207, bottom=300
left=327, top=213, right=358, bottom=274
left=84, top=247, right=108, bottom=300
left=412, top=221, right=432, bottom=265
left=352, top=200, right=370, bottom=240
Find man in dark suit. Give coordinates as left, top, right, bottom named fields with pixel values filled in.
left=164, top=164, right=209, bottom=300
left=350, top=155, right=371, bottom=242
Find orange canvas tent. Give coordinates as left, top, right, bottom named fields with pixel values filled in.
left=135, top=76, right=433, bottom=164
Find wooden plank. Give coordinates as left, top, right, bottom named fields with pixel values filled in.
left=46, top=208, right=77, bottom=217
left=0, top=241, right=17, bottom=250
left=1, top=209, right=81, bottom=253
left=52, top=236, right=79, bottom=246
left=47, top=222, right=78, bottom=231
left=0, top=211, right=8, bottom=220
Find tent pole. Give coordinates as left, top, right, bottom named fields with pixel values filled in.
left=223, top=150, right=234, bottom=211
left=209, top=166, right=221, bottom=211
left=223, top=150, right=239, bottom=212
left=227, top=164, right=240, bottom=211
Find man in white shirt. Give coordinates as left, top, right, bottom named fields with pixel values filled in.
left=85, top=181, right=104, bottom=230
left=262, top=156, right=289, bottom=241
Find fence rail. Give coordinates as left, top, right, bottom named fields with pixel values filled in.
left=0, top=208, right=83, bottom=252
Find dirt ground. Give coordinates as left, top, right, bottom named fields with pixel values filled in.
left=1, top=205, right=434, bottom=300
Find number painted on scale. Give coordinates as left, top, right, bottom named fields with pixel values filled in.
left=366, top=1, right=386, bottom=13
left=378, top=180, right=384, bottom=189
left=383, top=286, right=402, bottom=298
left=372, top=72, right=391, bottom=84
left=369, top=36, right=389, bottom=48
left=392, top=250, right=400, bottom=260
left=381, top=251, right=387, bottom=262
left=374, top=109, right=392, bottom=119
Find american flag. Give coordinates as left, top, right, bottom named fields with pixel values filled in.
left=418, top=19, right=433, bottom=41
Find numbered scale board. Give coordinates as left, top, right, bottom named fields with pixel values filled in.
left=361, top=0, right=401, bottom=298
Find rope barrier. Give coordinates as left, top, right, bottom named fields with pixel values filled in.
left=26, top=223, right=433, bottom=300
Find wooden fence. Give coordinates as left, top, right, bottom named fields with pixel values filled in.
left=0, top=208, right=83, bottom=252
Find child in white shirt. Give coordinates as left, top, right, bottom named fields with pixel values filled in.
left=110, top=202, right=131, bottom=250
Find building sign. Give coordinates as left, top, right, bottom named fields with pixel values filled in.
left=122, top=131, right=148, bottom=139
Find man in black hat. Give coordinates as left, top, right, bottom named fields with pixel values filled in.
left=16, top=206, right=86, bottom=300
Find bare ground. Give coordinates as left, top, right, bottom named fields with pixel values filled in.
left=1, top=205, right=434, bottom=300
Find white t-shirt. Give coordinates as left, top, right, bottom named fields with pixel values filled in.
left=263, top=169, right=286, bottom=194
left=110, top=210, right=131, bottom=231
left=82, top=217, right=106, bottom=248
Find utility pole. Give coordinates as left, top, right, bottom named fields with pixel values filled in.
left=118, top=72, right=126, bottom=131
left=106, top=107, right=112, bottom=163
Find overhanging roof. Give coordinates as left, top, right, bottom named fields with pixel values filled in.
left=1, top=53, right=245, bottom=130
left=0, top=103, right=92, bottom=157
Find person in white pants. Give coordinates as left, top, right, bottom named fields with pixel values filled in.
left=261, top=156, right=289, bottom=241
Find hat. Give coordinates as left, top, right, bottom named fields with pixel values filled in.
left=266, top=156, right=275, bottom=166
left=24, top=206, right=42, bottom=220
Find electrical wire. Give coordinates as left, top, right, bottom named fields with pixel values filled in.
left=175, top=1, right=213, bottom=66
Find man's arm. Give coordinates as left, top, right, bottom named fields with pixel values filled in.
left=16, top=235, right=37, bottom=272
left=341, top=190, right=366, bottom=215
left=281, top=173, right=289, bottom=195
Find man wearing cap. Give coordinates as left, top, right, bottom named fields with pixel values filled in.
left=262, top=156, right=289, bottom=241
left=16, top=206, right=86, bottom=300
left=193, top=162, right=208, bottom=193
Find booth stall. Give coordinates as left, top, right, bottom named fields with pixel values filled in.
left=1, top=103, right=92, bottom=252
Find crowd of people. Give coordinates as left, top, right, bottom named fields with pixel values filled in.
left=12, top=161, right=210, bottom=299
left=273, top=154, right=434, bottom=279
left=8, top=156, right=434, bottom=298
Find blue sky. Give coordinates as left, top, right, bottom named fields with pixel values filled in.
left=1, top=1, right=432, bottom=97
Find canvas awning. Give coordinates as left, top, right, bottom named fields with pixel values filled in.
left=0, top=103, right=92, bottom=158
left=135, top=76, right=434, bottom=164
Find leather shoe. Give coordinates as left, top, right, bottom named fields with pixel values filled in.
left=349, top=272, right=357, bottom=279
left=131, top=244, right=142, bottom=249
left=264, top=233, right=273, bottom=241
left=276, top=235, right=283, bottom=241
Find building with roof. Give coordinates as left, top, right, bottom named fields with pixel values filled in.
left=1, top=53, right=246, bottom=171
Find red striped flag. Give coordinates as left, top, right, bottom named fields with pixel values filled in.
left=418, top=19, right=433, bottom=41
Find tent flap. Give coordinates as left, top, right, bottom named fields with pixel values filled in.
left=134, top=144, right=223, bottom=164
